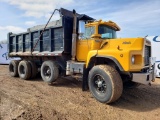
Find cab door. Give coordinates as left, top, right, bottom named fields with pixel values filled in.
left=76, top=39, right=92, bottom=61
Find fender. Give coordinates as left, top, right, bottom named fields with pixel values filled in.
left=97, top=56, right=124, bottom=71
left=86, top=51, right=124, bottom=71
left=86, top=50, right=97, bottom=68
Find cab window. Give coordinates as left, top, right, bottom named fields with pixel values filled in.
left=84, top=26, right=95, bottom=39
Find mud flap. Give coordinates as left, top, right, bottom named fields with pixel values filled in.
left=82, top=68, right=89, bottom=91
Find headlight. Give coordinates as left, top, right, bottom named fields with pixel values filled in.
left=131, top=56, right=135, bottom=64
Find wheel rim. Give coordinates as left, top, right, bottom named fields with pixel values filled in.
left=93, top=74, right=107, bottom=94
left=43, top=66, right=51, bottom=79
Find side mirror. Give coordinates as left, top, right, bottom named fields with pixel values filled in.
left=78, top=21, right=85, bottom=39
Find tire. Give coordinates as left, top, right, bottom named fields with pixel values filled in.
left=124, top=81, right=140, bottom=89
left=18, top=61, right=31, bottom=80
left=158, top=63, right=160, bottom=70
left=41, top=61, right=59, bottom=83
left=9, top=60, right=19, bottom=77
left=28, top=61, right=37, bottom=79
left=88, top=65, right=123, bottom=103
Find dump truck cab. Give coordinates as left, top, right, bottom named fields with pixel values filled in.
left=76, top=19, right=155, bottom=72
left=76, top=20, right=120, bottom=62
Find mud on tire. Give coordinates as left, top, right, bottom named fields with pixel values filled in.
left=18, top=61, right=31, bottom=80
left=9, top=60, right=19, bottom=77
left=88, top=65, right=123, bottom=103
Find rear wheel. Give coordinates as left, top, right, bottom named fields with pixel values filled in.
left=9, top=60, right=19, bottom=77
left=88, top=65, right=123, bottom=103
left=28, top=61, right=37, bottom=79
left=18, top=61, right=31, bottom=80
left=41, top=61, right=59, bottom=83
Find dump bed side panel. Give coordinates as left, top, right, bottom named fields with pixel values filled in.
left=8, top=17, right=73, bottom=57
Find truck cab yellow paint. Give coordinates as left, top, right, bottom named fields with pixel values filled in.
left=76, top=39, right=102, bottom=61
left=76, top=20, right=148, bottom=72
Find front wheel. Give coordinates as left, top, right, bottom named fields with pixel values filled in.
left=88, top=65, right=123, bottom=103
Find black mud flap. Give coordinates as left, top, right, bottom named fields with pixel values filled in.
left=82, top=68, right=89, bottom=91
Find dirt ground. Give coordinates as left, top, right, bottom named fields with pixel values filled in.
left=0, top=65, right=160, bottom=120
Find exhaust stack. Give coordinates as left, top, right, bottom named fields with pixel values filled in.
left=71, top=9, right=77, bottom=61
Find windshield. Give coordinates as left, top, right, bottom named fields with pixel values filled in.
left=98, top=25, right=117, bottom=39
left=84, top=26, right=95, bottom=39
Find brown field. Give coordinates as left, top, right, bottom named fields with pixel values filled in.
left=0, top=65, right=160, bottom=120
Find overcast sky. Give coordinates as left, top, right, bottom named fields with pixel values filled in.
left=0, top=0, right=160, bottom=41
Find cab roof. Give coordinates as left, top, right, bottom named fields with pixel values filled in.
left=86, top=20, right=121, bottom=31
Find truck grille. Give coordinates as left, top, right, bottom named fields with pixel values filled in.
left=144, top=45, right=151, bottom=66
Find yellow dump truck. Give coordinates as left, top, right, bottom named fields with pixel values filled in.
left=8, top=8, right=156, bottom=103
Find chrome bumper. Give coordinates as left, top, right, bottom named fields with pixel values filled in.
left=132, top=57, right=156, bottom=85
